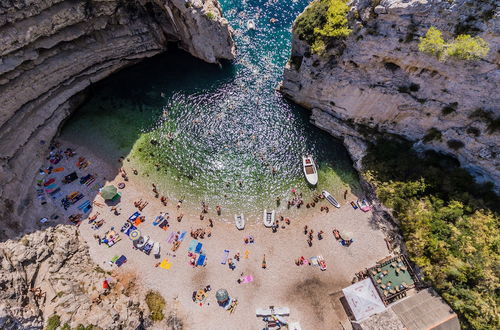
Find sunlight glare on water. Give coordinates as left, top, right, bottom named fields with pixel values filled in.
left=62, top=0, right=359, bottom=216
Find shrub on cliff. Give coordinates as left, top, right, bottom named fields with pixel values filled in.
left=419, top=27, right=489, bottom=61
left=294, top=0, right=351, bottom=55
left=146, top=291, right=166, bottom=321
left=418, top=27, right=446, bottom=58
left=446, top=34, right=490, bottom=60
left=363, top=140, right=499, bottom=329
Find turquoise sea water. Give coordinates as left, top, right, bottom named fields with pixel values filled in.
left=62, top=0, right=359, bottom=215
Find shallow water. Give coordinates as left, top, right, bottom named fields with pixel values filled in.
left=62, top=0, right=359, bottom=215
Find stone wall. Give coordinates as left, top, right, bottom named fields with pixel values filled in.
left=0, top=0, right=235, bottom=234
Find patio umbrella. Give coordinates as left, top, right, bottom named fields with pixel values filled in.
left=216, top=289, right=229, bottom=303
left=342, top=232, right=352, bottom=241
left=101, top=185, right=117, bottom=200
left=129, top=230, right=141, bottom=240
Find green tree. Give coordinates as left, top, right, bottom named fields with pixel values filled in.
left=314, top=0, right=351, bottom=38
left=446, top=34, right=490, bottom=60
left=362, top=139, right=499, bottom=329
left=294, top=0, right=351, bottom=55
left=419, top=27, right=490, bottom=61
left=418, top=27, right=446, bottom=59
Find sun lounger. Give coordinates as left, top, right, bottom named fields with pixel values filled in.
left=115, top=255, right=127, bottom=267
left=197, top=254, right=206, bottom=266
left=221, top=250, right=230, bottom=264
left=195, top=242, right=203, bottom=254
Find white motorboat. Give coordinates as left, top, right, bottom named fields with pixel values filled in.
left=302, top=155, right=318, bottom=186
left=256, top=306, right=290, bottom=316
left=235, top=214, right=245, bottom=230
left=247, top=19, right=256, bottom=30
left=263, top=209, right=275, bottom=228
left=322, top=190, right=340, bottom=208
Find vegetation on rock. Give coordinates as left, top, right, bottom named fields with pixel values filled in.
left=363, top=140, right=499, bottom=329
left=45, top=315, right=61, bottom=330
left=146, top=291, right=166, bottom=321
left=419, top=27, right=489, bottom=61
left=294, top=0, right=351, bottom=54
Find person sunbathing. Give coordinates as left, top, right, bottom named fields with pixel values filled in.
left=333, top=229, right=341, bottom=240
left=208, top=219, right=213, bottom=227
left=215, top=205, right=221, bottom=215
left=88, top=212, right=100, bottom=222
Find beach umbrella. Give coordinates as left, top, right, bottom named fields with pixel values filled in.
left=129, top=230, right=141, bottom=241
left=101, top=185, right=118, bottom=200
left=342, top=232, right=352, bottom=241
left=216, top=289, right=229, bottom=303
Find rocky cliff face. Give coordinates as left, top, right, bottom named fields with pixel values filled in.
left=281, top=0, right=499, bottom=183
left=0, top=0, right=235, bottom=234
left=0, top=225, right=153, bottom=329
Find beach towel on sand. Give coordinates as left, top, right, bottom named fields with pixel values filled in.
left=167, top=232, right=176, bottom=244
left=43, top=178, right=55, bottom=186
left=188, top=240, right=198, bottom=252
left=178, top=231, right=187, bottom=242
left=115, top=255, right=127, bottom=267
left=240, top=275, right=253, bottom=284
left=195, top=243, right=203, bottom=254
left=160, top=259, right=171, bottom=270
left=128, top=212, right=140, bottom=221
left=197, top=254, right=206, bottom=266
left=221, top=250, right=230, bottom=264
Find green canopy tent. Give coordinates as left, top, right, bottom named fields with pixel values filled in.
left=101, top=185, right=119, bottom=200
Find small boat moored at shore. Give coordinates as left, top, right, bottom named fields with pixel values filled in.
left=235, top=214, right=245, bottom=230
left=302, top=155, right=318, bottom=186
left=247, top=19, right=256, bottom=30
left=263, top=209, right=275, bottom=228
left=322, top=190, right=340, bottom=208
left=357, top=199, right=371, bottom=212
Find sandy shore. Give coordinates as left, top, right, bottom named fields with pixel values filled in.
left=38, top=139, right=390, bottom=329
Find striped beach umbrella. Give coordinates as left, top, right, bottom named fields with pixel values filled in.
left=129, top=230, right=141, bottom=240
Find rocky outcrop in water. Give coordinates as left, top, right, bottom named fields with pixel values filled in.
left=0, top=225, right=151, bottom=329
left=281, top=0, right=499, bottom=183
left=0, top=0, right=235, bottom=235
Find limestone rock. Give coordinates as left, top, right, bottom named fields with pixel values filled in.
left=282, top=0, right=499, bottom=186
left=0, top=225, right=149, bottom=329
left=0, top=0, right=235, bottom=236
